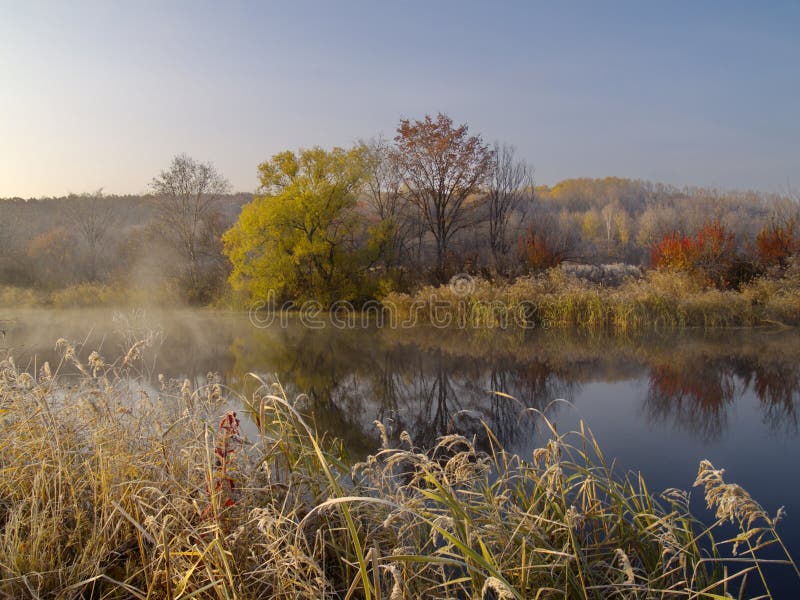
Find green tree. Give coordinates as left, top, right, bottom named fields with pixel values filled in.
left=223, top=146, right=371, bottom=304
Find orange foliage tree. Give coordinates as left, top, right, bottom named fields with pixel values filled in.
left=650, top=232, right=695, bottom=272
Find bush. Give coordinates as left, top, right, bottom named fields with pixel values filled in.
left=756, top=216, right=800, bottom=269
left=50, top=283, right=127, bottom=307
left=651, top=220, right=739, bottom=288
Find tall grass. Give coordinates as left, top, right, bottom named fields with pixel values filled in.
left=0, top=282, right=185, bottom=308
left=383, top=269, right=800, bottom=333
left=0, top=340, right=796, bottom=598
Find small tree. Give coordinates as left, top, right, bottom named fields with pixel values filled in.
left=486, top=143, right=533, bottom=268
left=651, top=232, right=695, bottom=272
left=651, top=220, right=737, bottom=287
left=360, top=138, right=410, bottom=271
left=394, top=113, right=494, bottom=280
left=692, top=220, right=737, bottom=286
left=150, top=154, right=231, bottom=302
left=26, top=228, right=79, bottom=288
left=521, top=211, right=579, bottom=271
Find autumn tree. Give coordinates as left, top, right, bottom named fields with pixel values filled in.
left=26, top=227, right=79, bottom=288
left=637, top=205, right=681, bottom=249
left=581, top=208, right=603, bottom=240
left=150, top=154, right=231, bottom=302
left=651, top=232, right=695, bottom=272
left=223, top=146, right=372, bottom=304
left=393, top=113, right=494, bottom=280
left=486, top=143, right=534, bottom=268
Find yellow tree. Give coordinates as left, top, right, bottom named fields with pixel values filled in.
left=223, top=146, right=371, bottom=304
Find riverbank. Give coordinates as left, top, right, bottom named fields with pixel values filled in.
left=2, top=265, right=799, bottom=334
left=0, top=340, right=796, bottom=598
left=383, top=269, right=800, bottom=332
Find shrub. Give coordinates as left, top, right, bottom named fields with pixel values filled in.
left=521, top=229, right=562, bottom=269
left=652, top=220, right=739, bottom=288
left=382, top=268, right=800, bottom=332
left=50, top=283, right=126, bottom=307
left=756, top=215, right=800, bottom=269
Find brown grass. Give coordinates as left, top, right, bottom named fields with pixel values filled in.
left=0, top=339, right=796, bottom=598
left=382, top=269, right=800, bottom=333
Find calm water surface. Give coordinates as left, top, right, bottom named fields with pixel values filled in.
left=3, top=308, right=799, bottom=592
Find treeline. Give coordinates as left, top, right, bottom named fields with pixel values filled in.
left=0, top=171, right=252, bottom=304
left=1, top=113, right=798, bottom=305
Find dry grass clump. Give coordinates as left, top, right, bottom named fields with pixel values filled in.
left=0, top=340, right=797, bottom=598
left=384, top=269, right=800, bottom=333
left=50, top=283, right=130, bottom=307
left=0, top=282, right=187, bottom=308
left=0, top=286, right=46, bottom=307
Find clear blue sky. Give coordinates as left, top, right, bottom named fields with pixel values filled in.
left=1, top=1, right=798, bottom=197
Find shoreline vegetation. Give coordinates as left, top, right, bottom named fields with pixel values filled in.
left=0, top=340, right=797, bottom=598
left=383, top=267, right=800, bottom=332
left=2, top=264, right=798, bottom=333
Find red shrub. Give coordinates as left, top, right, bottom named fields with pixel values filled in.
left=756, top=216, right=800, bottom=269
left=651, top=220, right=737, bottom=288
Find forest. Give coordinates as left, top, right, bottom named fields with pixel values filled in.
left=1, top=113, right=798, bottom=308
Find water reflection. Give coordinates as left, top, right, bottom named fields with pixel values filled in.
left=227, top=327, right=576, bottom=454
left=221, top=324, right=800, bottom=454
left=642, top=350, right=800, bottom=441
left=644, top=360, right=737, bottom=441
left=5, top=310, right=798, bottom=593
left=2, top=309, right=798, bottom=454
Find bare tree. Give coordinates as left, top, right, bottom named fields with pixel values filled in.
left=61, top=189, right=119, bottom=281
left=486, top=143, right=534, bottom=268
left=150, top=155, right=230, bottom=300
left=360, top=138, right=409, bottom=269
left=394, top=113, right=494, bottom=279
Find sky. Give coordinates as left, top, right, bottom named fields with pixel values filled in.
left=1, top=1, right=798, bottom=198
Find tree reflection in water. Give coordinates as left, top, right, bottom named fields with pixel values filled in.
left=231, top=328, right=800, bottom=453
left=644, top=360, right=737, bottom=441
left=228, top=326, right=578, bottom=455
left=6, top=310, right=796, bottom=455
left=643, top=349, right=800, bottom=441
left=737, top=357, right=799, bottom=434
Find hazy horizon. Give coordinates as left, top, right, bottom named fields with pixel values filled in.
left=2, top=1, right=799, bottom=198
